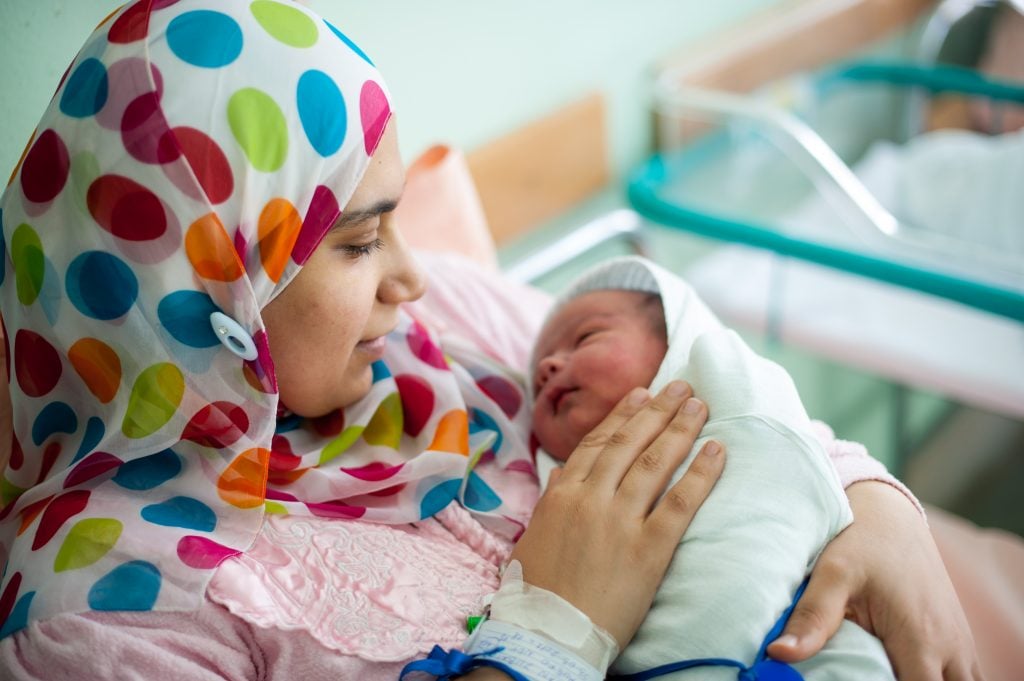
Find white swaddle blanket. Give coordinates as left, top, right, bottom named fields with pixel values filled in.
left=535, top=256, right=893, bottom=680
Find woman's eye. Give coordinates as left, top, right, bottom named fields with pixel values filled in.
left=343, top=238, right=384, bottom=258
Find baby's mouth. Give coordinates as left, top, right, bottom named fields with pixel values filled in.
left=551, top=387, right=577, bottom=414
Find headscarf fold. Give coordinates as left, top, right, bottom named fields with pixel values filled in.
left=0, top=0, right=535, bottom=637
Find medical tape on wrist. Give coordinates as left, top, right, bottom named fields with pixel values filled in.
left=465, top=619, right=603, bottom=681
left=487, top=560, right=619, bottom=672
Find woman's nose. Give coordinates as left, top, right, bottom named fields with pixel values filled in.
left=379, top=226, right=427, bottom=305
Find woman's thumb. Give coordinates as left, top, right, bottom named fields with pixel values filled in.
left=767, top=570, right=848, bottom=663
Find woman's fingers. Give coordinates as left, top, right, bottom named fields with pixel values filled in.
left=617, top=396, right=708, bottom=513
left=644, top=440, right=724, bottom=546
left=558, top=387, right=651, bottom=483
left=766, top=555, right=853, bottom=662
left=584, top=380, right=695, bottom=489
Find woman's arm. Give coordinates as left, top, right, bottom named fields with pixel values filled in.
left=768, top=481, right=982, bottom=681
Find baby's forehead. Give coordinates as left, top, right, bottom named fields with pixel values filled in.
left=540, top=289, right=654, bottom=338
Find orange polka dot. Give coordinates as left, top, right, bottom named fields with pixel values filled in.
left=218, top=448, right=270, bottom=508
left=258, top=198, right=302, bottom=283
left=429, top=410, right=469, bottom=456
left=68, top=338, right=122, bottom=404
left=17, top=495, right=53, bottom=537
left=185, top=213, right=244, bottom=282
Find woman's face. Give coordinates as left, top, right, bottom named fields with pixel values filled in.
left=261, top=122, right=426, bottom=417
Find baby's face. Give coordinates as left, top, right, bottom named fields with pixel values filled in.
left=531, top=290, right=667, bottom=461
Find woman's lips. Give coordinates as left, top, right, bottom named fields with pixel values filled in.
left=356, top=335, right=387, bottom=359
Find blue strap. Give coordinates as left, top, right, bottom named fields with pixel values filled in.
left=399, top=644, right=531, bottom=681
left=609, top=579, right=809, bottom=681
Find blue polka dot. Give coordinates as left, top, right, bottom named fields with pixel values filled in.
left=469, top=408, right=503, bottom=455
left=88, top=561, right=161, bottom=611
left=324, top=20, right=374, bottom=65
left=464, top=472, right=501, bottom=513
left=0, top=591, right=34, bottom=638
left=113, top=449, right=182, bottom=491
left=32, top=401, right=78, bottom=446
left=275, top=412, right=303, bottom=433
left=72, top=417, right=106, bottom=463
left=419, top=478, right=460, bottom=519
left=157, top=290, right=220, bottom=348
left=60, top=58, right=109, bottom=118
left=141, top=496, right=217, bottom=532
left=66, top=251, right=137, bottom=320
left=297, top=70, right=347, bottom=157
left=371, top=360, right=391, bottom=383
left=167, top=11, right=243, bottom=68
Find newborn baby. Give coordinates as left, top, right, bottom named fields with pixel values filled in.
left=529, top=256, right=894, bottom=680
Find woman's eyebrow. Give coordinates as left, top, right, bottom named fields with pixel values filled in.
left=329, top=198, right=400, bottom=231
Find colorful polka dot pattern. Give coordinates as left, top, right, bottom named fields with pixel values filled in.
left=0, top=0, right=536, bottom=640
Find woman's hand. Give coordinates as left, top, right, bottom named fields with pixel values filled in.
left=767, top=481, right=982, bottom=680
left=510, top=381, right=724, bottom=649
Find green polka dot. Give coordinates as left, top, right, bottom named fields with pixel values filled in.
left=54, top=518, right=123, bottom=572
left=319, top=425, right=364, bottom=465
left=71, top=151, right=100, bottom=218
left=122, top=363, right=185, bottom=439
left=1, top=477, right=27, bottom=507
left=228, top=88, right=288, bottom=172
left=12, top=224, right=44, bottom=305
left=363, top=392, right=403, bottom=449
left=264, top=501, right=287, bottom=515
left=250, top=0, right=318, bottom=48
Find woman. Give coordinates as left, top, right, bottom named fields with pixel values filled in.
left=0, top=1, right=977, bottom=679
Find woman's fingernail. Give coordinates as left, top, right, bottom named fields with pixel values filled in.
left=683, top=397, right=702, bottom=413
left=773, top=634, right=798, bottom=648
left=627, top=388, right=650, bottom=406
left=704, top=441, right=721, bottom=457
left=666, top=381, right=688, bottom=397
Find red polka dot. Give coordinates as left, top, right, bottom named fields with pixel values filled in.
left=96, top=59, right=163, bottom=132
left=122, top=92, right=180, bottom=165
left=64, top=452, right=123, bottom=488
left=39, top=443, right=62, bottom=486
left=87, top=174, right=167, bottom=241
left=305, top=500, right=366, bottom=519
left=32, top=490, right=90, bottom=551
left=181, top=402, right=250, bottom=449
left=407, top=321, right=448, bottom=370
left=172, top=126, right=233, bottom=204
left=395, top=374, right=434, bottom=437
left=14, top=330, right=62, bottom=398
left=17, top=496, right=52, bottom=536
left=476, top=375, right=522, bottom=418
left=0, top=573, right=22, bottom=629
left=108, top=0, right=151, bottom=44
left=340, top=461, right=404, bottom=482
left=360, top=80, right=390, bottom=156
left=9, top=435, right=23, bottom=472
left=294, top=185, right=338, bottom=265
left=311, top=410, right=345, bottom=437
left=20, top=129, right=70, bottom=203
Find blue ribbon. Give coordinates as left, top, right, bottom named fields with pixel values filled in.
left=399, top=644, right=531, bottom=681
left=609, top=580, right=810, bottom=681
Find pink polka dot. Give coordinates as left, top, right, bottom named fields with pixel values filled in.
left=407, top=321, right=448, bottom=370
left=177, top=535, right=241, bottom=569
left=340, top=461, right=404, bottom=481
left=368, top=483, right=406, bottom=498
left=476, top=375, right=522, bottom=418
left=87, top=175, right=167, bottom=241
left=294, top=185, right=338, bottom=265
left=64, top=452, right=123, bottom=488
left=305, top=501, right=366, bottom=519
left=122, top=92, right=180, bottom=165
left=166, top=127, right=233, bottom=204
left=20, top=129, right=70, bottom=204
left=181, top=402, right=250, bottom=449
left=395, top=374, right=435, bottom=437
left=108, top=1, right=151, bottom=44
left=14, top=330, right=62, bottom=398
left=97, top=59, right=163, bottom=131
left=360, top=80, right=390, bottom=156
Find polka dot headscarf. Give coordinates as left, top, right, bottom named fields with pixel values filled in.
left=0, top=0, right=536, bottom=637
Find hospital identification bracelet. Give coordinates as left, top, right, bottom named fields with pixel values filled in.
left=465, top=619, right=604, bottom=681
